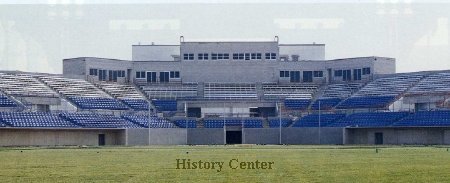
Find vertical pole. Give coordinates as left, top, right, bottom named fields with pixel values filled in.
left=223, top=103, right=226, bottom=145
left=148, top=100, right=151, bottom=145
left=318, top=100, right=321, bottom=145
left=279, top=102, right=282, bottom=145
left=185, top=102, right=188, bottom=145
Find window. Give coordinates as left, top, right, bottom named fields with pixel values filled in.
left=257, top=53, right=262, bottom=59
left=224, top=53, right=229, bottom=59
left=251, top=53, right=256, bottom=60
left=303, top=71, right=313, bottom=82
left=363, top=67, right=371, bottom=75
left=147, top=72, right=157, bottom=83
left=170, top=71, right=180, bottom=78
left=212, top=53, right=218, bottom=60
left=160, top=72, right=170, bottom=83
left=233, top=53, right=239, bottom=60
left=136, top=71, right=146, bottom=79
left=218, top=53, right=223, bottom=60
left=280, top=71, right=290, bottom=78
left=245, top=53, right=250, bottom=60
left=290, top=71, right=301, bottom=82
left=238, top=53, right=244, bottom=60
left=313, top=71, right=323, bottom=77
left=183, top=53, right=194, bottom=60
left=335, top=70, right=343, bottom=77
left=98, top=70, right=107, bottom=81
left=198, top=53, right=209, bottom=60
left=265, top=53, right=276, bottom=60
left=89, top=69, right=98, bottom=76
left=353, top=69, right=362, bottom=81
left=343, top=70, right=352, bottom=81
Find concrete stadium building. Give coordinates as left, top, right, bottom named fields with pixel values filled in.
left=1, top=37, right=450, bottom=146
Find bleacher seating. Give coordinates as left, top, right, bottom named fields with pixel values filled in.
left=204, top=83, right=257, bottom=100
left=268, top=118, right=292, bottom=128
left=0, top=112, right=78, bottom=128
left=407, top=72, right=450, bottom=96
left=0, top=94, right=17, bottom=107
left=336, top=95, right=396, bottom=109
left=310, top=98, right=342, bottom=110
left=284, top=99, right=310, bottom=110
left=120, top=99, right=149, bottom=111
left=95, top=82, right=148, bottom=110
left=329, top=112, right=409, bottom=127
left=353, top=74, right=424, bottom=97
left=321, top=83, right=364, bottom=98
left=292, top=113, right=345, bottom=127
left=60, top=113, right=140, bottom=128
left=263, top=84, right=317, bottom=100
left=67, top=96, right=129, bottom=110
left=0, top=73, right=58, bottom=97
left=152, top=100, right=177, bottom=111
left=141, top=83, right=198, bottom=99
left=204, top=118, right=263, bottom=128
left=38, top=76, right=110, bottom=98
left=122, top=114, right=176, bottom=128
left=172, top=118, right=197, bottom=128
left=392, top=111, right=450, bottom=127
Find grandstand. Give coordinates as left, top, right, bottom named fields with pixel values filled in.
left=1, top=37, right=450, bottom=146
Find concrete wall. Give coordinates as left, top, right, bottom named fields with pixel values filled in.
left=0, top=128, right=125, bottom=146
left=282, top=127, right=344, bottom=145
left=345, top=127, right=450, bottom=145
left=243, top=128, right=280, bottom=144
left=149, top=128, right=187, bottom=145
left=279, top=44, right=325, bottom=60
left=187, top=128, right=225, bottom=145
left=126, top=128, right=149, bottom=146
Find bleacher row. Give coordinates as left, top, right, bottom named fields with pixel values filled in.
left=2, top=111, right=450, bottom=128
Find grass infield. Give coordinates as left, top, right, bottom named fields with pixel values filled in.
left=1, top=145, right=450, bottom=182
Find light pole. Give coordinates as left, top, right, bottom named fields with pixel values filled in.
left=318, top=100, right=321, bottom=145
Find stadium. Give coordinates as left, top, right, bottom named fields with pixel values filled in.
left=1, top=36, right=449, bottom=146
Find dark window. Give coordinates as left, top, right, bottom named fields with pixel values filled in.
left=98, top=70, right=107, bottom=81
left=363, top=67, right=371, bottom=75
left=218, top=53, right=223, bottom=60
left=112, top=71, right=118, bottom=82
left=89, top=69, right=98, bottom=76
left=353, top=69, right=362, bottom=81
left=265, top=53, right=271, bottom=59
left=160, top=72, right=170, bottom=83
left=170, top=71, right=180, bottom=78
left=245, top=53, right=250, bottom=60
left=233, top=53, right=238, bottom=60
left=212, top=53, right=218, bottom=60
left=238, top=53, right=244, bottom=60
left=335, top=70, right=343, bottom=77
left=147, top=72, right=156, bottom=83
left=184, top=53, right=194, bottom=60
left=251, top=53, right=256, bottom=60
left=136, top=71, right=146, bottom=79
left=256, top=53, right=262, bottom=59
left=303, top=71, right=313, bottom=82
left=271, top=53, right=276, bottom=60
left=343, top=70, right=352, bottom=81
left=280, top=71, right=290, bottom=78
left=290, top=71, right=300, bottom=83
left=224, top=53, right=229, bottom=59
left=313, top=71, right=323, bottom=77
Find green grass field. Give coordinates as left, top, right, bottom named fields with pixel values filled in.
left=1, top=145, right=450, bottom=182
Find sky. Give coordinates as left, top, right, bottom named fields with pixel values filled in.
left=0, top=0, right=450, bottom=74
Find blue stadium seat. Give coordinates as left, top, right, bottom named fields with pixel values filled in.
left=67, top=96, right=129, bottom=110
left=152, top=100, right=177, bottom=111
left=0, top=112, right=78, bottom=128
left=173, top=118, right=197, bottom=128
left=392, top=111, right=450, bottom=127
left=120, top=99, right=149, bottom=111
left=203, top=118, right=263, bottom=128
left=268, top=118, right=292, bottom=128
left=292, top=114, right=345, bottom=127
left=60, top=113, right=140, bottom=128
left=336, top=95, right=396, bottom=109
left=329, top=112, right=409, bottom=127
left=311, top=98, right=342, bottom=110
left=0, top=94, right=17, bottom=107
left=284, top=99, right=311, bottom=110
left=122, top=114, right=176, bottom=128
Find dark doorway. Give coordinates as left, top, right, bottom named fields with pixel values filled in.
left=375, top=132, right=383, bottom=145
left=226, top=131, right=242, bottom=144
left=249, top=107, right=259, bottom=117
left=187, top=107, right=201, bottom=118
left=98, top=134, right=106, bottom=146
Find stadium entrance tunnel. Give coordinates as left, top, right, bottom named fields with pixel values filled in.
left=226, top=131, right=242, bottom=144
